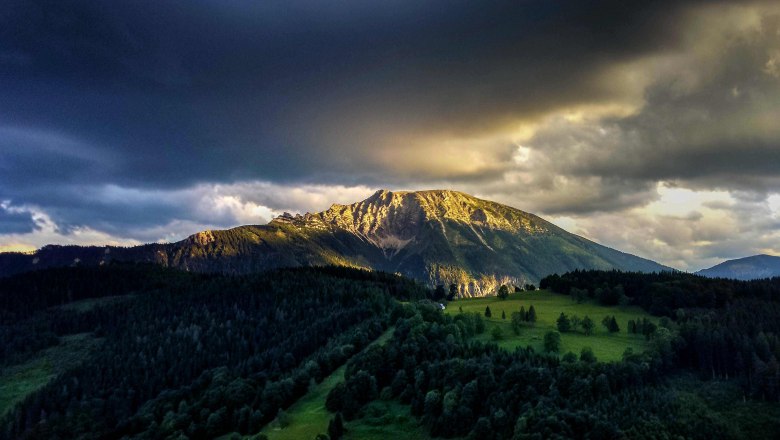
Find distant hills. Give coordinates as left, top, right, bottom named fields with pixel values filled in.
left=0, top=189, right=670, bottom=296
left=696, top=254, right=780, bottom=280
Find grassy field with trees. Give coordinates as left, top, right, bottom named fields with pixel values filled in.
left=444, top=290, right=654, bottom=361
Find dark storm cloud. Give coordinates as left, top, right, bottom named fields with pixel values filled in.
left=576, top=20, right=780, bottom=190
left=0, top=204, right=36, bottom=234
left=2, top=0, right=780, bottom=261
left=0, top=0, right=702, bottom=190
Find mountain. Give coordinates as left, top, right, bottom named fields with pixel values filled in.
left=0, top=189, right=670, bottom=296
left=696, top=254, right=780, bottom=280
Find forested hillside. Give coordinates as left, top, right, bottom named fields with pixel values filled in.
left=0, top=264, right=429, bottom=439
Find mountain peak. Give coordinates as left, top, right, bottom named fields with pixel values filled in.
left=295, top=189, right=548, bottom=237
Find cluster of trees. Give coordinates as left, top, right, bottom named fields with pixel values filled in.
left=674, top=299, right=780, bottom=401
left=496, top=283, right=536, bottom=299
left=601, top=316, right=620, bottom=333
left=436, top=283, right=463, bottom=301
left=556, top=312, right=595, bottom=336
left=0, top=265, right=430, bottom=439
left=510, top=284, right=536, bottom=293
left=627, top=318, right=657, bottom=339
left=510, top=305, right=536, bottom=335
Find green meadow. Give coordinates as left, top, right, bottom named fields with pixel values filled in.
left=446, top=290, right=655, bottom=361
left=257, top=362, right=347, bottom=440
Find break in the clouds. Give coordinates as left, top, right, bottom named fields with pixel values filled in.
left=1, top=0, right=780, bottom=270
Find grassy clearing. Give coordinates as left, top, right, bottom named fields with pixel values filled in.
left=258, top=364, right=348, bottom=439
left=255, top=328, right=398, bottom=440
left=0, top=333, right=102, bottom=417
left=446, top=290, right=654, bottom=361
left=342, top=400, right=429, bottom=440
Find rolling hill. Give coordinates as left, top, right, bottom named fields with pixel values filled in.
left=696, top=254, right=780, bottom=280
left=0, top=189, right=670, bottom=296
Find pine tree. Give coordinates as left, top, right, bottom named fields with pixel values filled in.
left=485, top=306, right=492, bottom=318
left=528, top=305, right=537, bottom=323
left=582, top=316, right=595, bottom=336
left=609, top=316, right=620, bottom=333
left=557, top=313, right=571, bottom=332
left=544, top=331, right=561, bottom=352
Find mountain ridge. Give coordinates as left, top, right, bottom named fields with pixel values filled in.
left=696, top=254, right=780, bottom=280
left=0, top=189, right=672, bottom=296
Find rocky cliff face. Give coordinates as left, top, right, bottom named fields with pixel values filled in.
left=276, top=190, right=561, bottom=296
left=0, top=189, right=671, bottom=296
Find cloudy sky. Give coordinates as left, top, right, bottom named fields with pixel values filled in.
left=2, top=0, right=780, bottom=271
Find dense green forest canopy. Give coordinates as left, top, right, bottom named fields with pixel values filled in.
left=2, top=265, right=780, bottom=439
